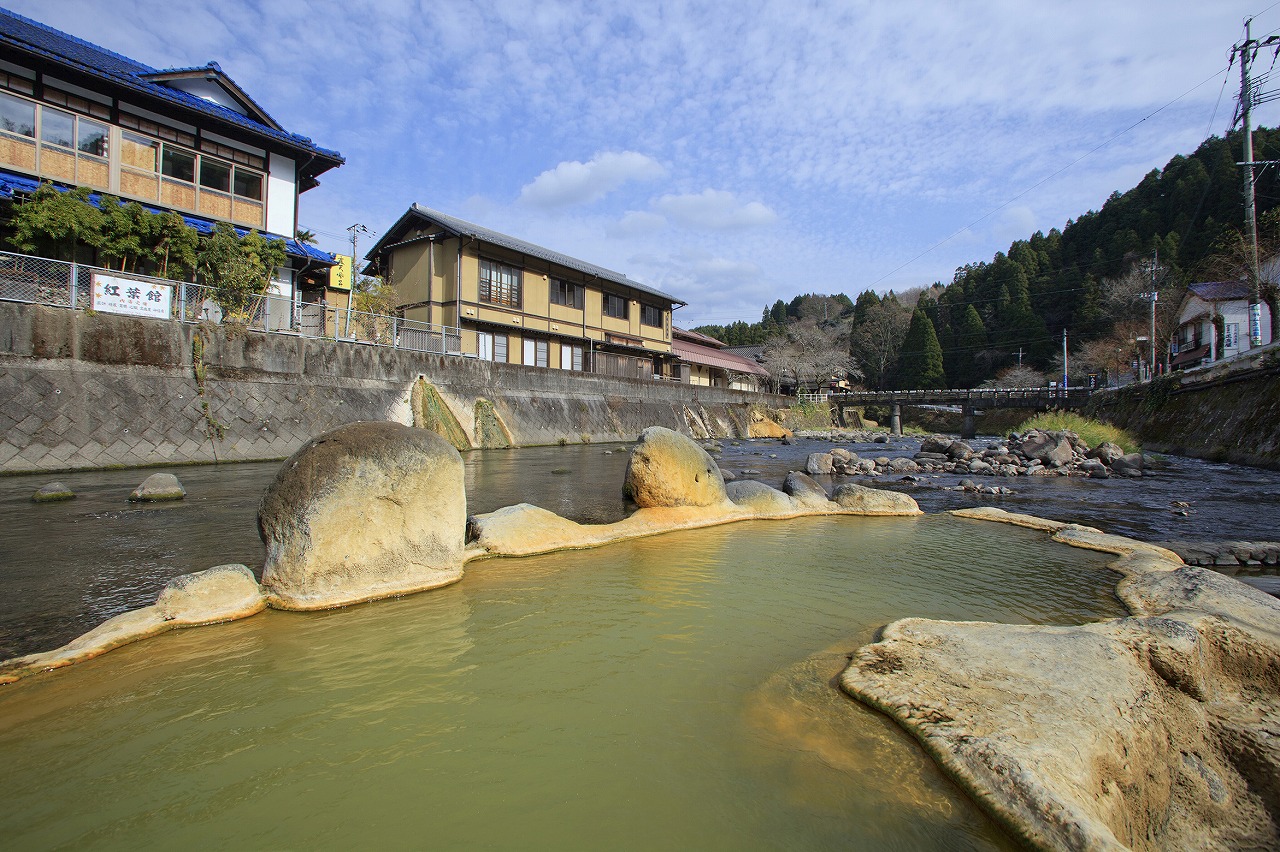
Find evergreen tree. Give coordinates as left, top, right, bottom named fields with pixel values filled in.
left=894, top=309, right=946, bottom=389
left=6, top=184, right=103, bottom=261
left=947, top=304, right=987, bottom=388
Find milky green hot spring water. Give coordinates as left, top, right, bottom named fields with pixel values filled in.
left=0, top=515, right=1123, bottom=850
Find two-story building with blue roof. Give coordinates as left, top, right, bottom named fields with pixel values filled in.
left=0, top=6, right=343, bottom=296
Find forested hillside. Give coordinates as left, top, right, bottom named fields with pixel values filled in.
left=694, top=128, right=1280, bottom=390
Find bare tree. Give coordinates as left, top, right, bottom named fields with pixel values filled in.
left=848, top=299, right=911, bottom=389
left=1101, top=261, right=1182, bottom=370
left=761, top=321, right=854, bottom=392
left=980, top=365, right=1047, bottom=389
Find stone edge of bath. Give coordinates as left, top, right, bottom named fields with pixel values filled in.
left=838, top=506, right=1280, bottom=851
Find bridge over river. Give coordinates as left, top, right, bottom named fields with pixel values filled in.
left=826, top=387, right=1094, bottom=438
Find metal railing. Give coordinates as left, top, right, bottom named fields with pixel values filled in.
left=0, top=251, right=463, bottom=356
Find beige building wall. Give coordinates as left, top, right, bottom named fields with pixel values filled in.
left=385, top=236, right=675, bottom=363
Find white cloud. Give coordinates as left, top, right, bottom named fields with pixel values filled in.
left=519, top=151, right=665, bottom=208
left=607, top=210, right=667, bottom=238
left=653, top=190, right=778, bottom=230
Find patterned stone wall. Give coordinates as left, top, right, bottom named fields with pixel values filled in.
left=0, top=303, right=793, bottom=473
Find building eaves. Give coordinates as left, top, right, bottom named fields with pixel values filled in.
left=1187, top=281, right=1252, bottom=302
left=0, top=7, right=342, bottom=170
left=369, top=203, right=686, bottom=306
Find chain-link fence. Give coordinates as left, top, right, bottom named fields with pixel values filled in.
left=0, top=251, right=463, bottom=356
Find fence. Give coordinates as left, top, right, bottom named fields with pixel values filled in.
left=0, top=251, right=463, bottom=356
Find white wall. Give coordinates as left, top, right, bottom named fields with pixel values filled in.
left=266, top=152, right=296, bottom=238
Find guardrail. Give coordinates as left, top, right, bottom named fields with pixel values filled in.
left=0, top=250, right=463, bottom=356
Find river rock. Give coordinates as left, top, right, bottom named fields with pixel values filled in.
left=1018, top=430, right=1074, bottom=468
left=258, top=421, right=467, bottom=610
left=624, top=426, right=729, bottom=508
left=783, top=471, right=832, bottom=508
left=129, top=472, right=186, bottom=502
left=805, top=452, right=835, bottom=475
left=725, top=480, right=794, bottom=514
left=1079, top=458, right=1109, bottom=478
left=831, top=484, right=921, bottom=515
left=155, top=564, right=265, bottom=623
left=32, top=481, right=75, bottom=502
left=1111, top=452, right=1146, bottom=476
left=1087, top=441, right=1125, bottom=465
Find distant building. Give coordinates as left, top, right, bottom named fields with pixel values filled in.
left=674, top=328, right=770, bottom=391
left=365, top=204, right=687, bottom=379
left=0, top=6, right=343, bottom=298
left=1171, top=281, right=1273, bottom=370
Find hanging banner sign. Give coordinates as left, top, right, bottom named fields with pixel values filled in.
left=92, top=274, right=172, bottom=319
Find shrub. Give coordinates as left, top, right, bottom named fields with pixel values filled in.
left=1014, top=412, right=1139, bottom=453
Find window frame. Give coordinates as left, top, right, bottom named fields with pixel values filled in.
left=640, top=303, right=663, bottom=328
left=479, top=258, right=522, bottom=308
left=603, top=293, right=628, bottom=319
left=550, top=278, right=583, bottom=309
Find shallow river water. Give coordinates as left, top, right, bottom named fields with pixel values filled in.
left=2, top=435, right=1277, bottom=659
left=0, top=515, right=1122, bottom=850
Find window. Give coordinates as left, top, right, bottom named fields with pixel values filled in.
left=233, top=166, right=262, bottom=200
left=479, top=258, right=521, bottom=307
left=0, top=71, right=34, bottom=97
left=641, top=304, right=663, bottom=327
left=1224, top=323, right=1239, bottom=349
left=77, top=118, right=107, bottom=156
left=478, top=331, right=509, bottom=362
left=200, top=159, right=231, bottom=192
left=161, top=146, right=195, bottom=182
left=41, top=107, right=74, bottom=148
left=0, top=91, right=35, bottom=136
left=522, top=339, right=547, bottom=367
left=550, top=279, right=583, bottom=309
left=603, top=293, right=628, bottom=319
left=561, top=343, right=584, bottom=371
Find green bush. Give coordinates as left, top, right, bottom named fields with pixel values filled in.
left=1014, top=412, right=1139, bottom=453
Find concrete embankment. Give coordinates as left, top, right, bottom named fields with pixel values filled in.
left=1085, top=345, right=1280, bottom=469
left=0, top=302, right=793, bottom=473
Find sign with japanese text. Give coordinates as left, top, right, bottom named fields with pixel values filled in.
left=92, top=274, right=172, bottom=319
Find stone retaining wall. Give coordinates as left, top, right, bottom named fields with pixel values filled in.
left=1085, top=345, right=1280, bottom=469
left=0, top=302, right=794, bottom=473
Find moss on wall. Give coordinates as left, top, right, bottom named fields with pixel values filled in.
left=412, top=379, right=471, bottom=450
left=473, top=398, right=513, bottom=449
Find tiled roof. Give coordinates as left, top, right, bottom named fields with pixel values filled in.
left=673, top=327, right=726, bottom=348
left=1188, top=281, right=1252, bottom=302
left=370, top=203, right=686, bottom=305
left=0, top=7, right=342, bottom=168
left=672, top=338, right=770, bottom=377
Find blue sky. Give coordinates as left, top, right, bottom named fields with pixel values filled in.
left=15, top=1, right=1280, bottom=327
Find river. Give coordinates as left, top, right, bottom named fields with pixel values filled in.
left=1, top=434, right=1277, bottom=660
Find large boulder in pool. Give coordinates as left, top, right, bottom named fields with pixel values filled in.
left=832, top=483, right=921, bottom=515
left=624, top=426, right=729, bottom=508
left=258, top=421, right=467, bottom=610
left=726, top=479, right=793, bottom=515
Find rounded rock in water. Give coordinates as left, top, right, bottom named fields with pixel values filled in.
left=32, top=481, right=75, bottom=502
left=129, top=473, right=186, bottom=502
left=258, top=421, right=467, bottom=610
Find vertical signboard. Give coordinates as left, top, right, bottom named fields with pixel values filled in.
left=92, top=274, right=172, bottom=319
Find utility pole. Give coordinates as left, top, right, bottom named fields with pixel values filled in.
left=346, top=223, right=371, bottom=338
left=1141, top=249, right=1158, bottom=377
left=1061, top=328, right=1068, bottom=391
left=1234, top=18, right=1280, bottom=346
left=1015, top=346, right=1023, bottom=366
